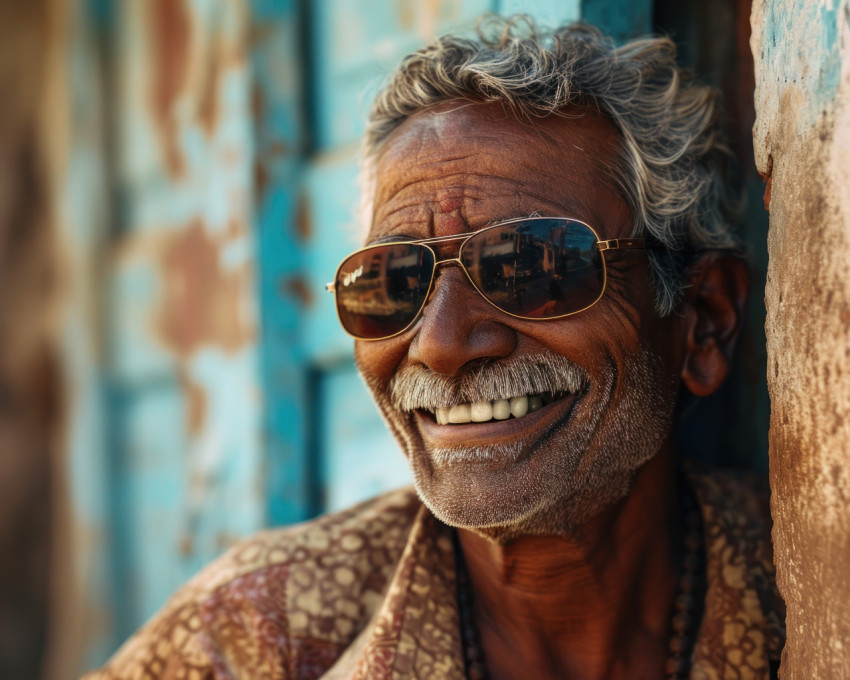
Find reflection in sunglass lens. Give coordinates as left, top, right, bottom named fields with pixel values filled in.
left=335, top=243, right=435, bottom=339
left=460, top=219, right=603, bottom=318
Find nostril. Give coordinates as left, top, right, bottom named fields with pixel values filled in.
left=408, top=273, right=518, bottom=376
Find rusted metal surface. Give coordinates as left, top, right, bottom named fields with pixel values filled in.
left=752, top=0, right=850, bottom=676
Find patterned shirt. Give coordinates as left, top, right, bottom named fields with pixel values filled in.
left=82, top=469, right=785, bottom=680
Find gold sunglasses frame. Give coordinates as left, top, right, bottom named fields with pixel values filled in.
left=325, top=216, right=647, bottom=341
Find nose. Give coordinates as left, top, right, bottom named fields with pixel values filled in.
left=407, top=267, right=517, bottom=375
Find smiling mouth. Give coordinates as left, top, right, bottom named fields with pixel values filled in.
left=423, top=391, right=570, bottom=425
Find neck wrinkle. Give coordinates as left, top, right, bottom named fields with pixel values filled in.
left=456, top=444, right=679, bottom=673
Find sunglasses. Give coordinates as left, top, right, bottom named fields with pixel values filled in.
left=326, top=216, right=649, bottom=341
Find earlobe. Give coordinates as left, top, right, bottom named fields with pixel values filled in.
left=678, top=254, right=749, bottom=397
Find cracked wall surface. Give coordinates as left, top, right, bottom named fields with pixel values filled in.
left=751, top=1, right=850, bottom=677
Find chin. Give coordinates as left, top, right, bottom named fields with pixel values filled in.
left=393, top=349, right=677, bottom=543
left=408, top=435, right=637, bottom=544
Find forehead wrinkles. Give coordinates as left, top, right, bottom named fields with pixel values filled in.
left=368, top=104, right=628, bottom=237
left=373, top=145, right=525, bottom=205
left=371, top=172, right=527, bottom=238
left=372, top=110, right=548, bottom=206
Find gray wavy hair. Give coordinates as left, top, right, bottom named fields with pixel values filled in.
left=363, top=16, right=741, bottom=315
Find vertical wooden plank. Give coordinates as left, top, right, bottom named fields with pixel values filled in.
left=57, top=0, right=115, bottom=670
left=250, top=0, right=312, bottom=525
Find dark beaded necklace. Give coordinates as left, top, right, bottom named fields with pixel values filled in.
left=665, top=478, right=706, bottom=679
left=454, top=532, right=489, bottom=680
left=453, top=476, right=706, bottom=680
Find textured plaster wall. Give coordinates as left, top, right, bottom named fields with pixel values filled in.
left=751, top=0, right=850, bottom=676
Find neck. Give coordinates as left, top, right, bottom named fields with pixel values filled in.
left=457, top=445, right=679, bottom=680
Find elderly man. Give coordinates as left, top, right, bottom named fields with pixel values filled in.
left=85, top=18, right=784, bottom=680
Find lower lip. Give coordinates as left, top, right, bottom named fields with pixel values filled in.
left=413, top=393, right=580, bottom=449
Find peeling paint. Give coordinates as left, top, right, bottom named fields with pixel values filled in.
left=282, top=274, right=314, bottom=308
left=295, top=191, right=311, bottom=240
left=143, top=0, right=250, bottom=182
left=184, top=374, right=207, bottom=435
left=158, top=219, right=255, bottom=355
left=197, top=37, right=223, bottom=135
left=760, top=153, right=773, bottom=210
left=147, top=0, right=191, bottom=177
left=752, top=0, right=844, bottom=169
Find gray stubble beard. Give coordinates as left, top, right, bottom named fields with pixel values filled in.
left=364, top=348, right=677, bottom=544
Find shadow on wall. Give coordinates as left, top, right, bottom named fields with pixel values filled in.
left=655, top=0, right=771, bottom=474
left=0, top=2, right=64, bottom=680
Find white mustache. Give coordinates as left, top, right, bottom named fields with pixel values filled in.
left=389, top=352, right=589, bottom=412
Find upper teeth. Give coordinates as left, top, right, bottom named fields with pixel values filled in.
left=433, top=393, right=554, bottom=425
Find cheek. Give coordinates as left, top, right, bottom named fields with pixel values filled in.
left=517, top=312, right=629, bottom=371
left=354, top=337, right=410, bottom=387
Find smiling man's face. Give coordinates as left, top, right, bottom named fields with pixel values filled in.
left=356, top=103, right=686, bottom=540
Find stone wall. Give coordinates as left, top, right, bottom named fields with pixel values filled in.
left=751, top=1, right=850, bottom=677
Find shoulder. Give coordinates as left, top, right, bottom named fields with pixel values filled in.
left=82, top=487, right=422, bottom=680
left=201, top=485, right=422, bottom=590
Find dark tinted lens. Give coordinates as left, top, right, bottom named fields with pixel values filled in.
left=335, top=243, right=435, bottom=339
left=461, top=219, right=604, bottom=318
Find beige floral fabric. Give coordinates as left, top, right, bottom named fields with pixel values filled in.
left=689, top=471, right=784, bottom=680
left=82, top=470, right=784, bottom=680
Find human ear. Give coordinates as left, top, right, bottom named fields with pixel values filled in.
left=677, top=254, right=749, bottom=397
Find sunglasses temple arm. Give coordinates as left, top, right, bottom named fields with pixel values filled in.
left=596, top=238, right=647, bottom=252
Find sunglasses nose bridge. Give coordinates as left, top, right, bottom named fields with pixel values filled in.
left=433, top=256, right=463, bottom=271
left=427, top=257, right=491, bottom=314
left=431, top=257, right=471, bottom=292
